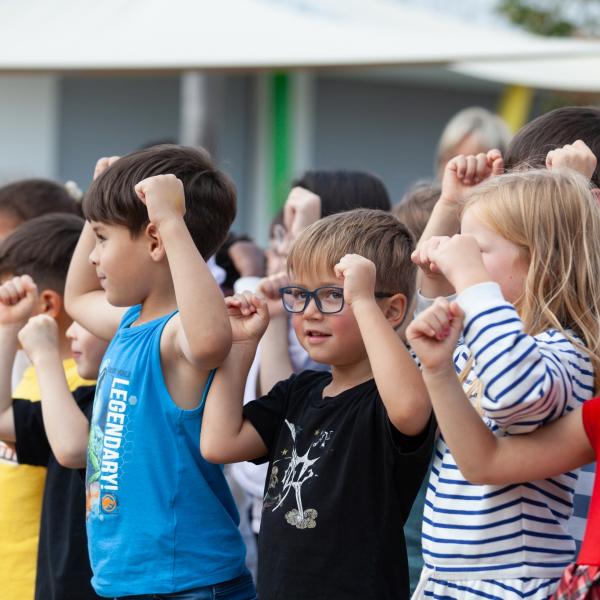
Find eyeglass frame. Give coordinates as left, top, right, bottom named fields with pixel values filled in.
left=279, top=285, right=394, bottom=314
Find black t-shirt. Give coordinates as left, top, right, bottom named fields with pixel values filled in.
left=243, top=371, right=434, bottom=600
left=13, top=385, right=101, bottom=600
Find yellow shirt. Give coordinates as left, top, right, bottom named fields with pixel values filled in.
left=0, top=359, right=95, bottom=600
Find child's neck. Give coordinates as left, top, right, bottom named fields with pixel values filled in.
left=136, top=280, right=178, bottom=325
left=324, top=359, right=373, bottom=397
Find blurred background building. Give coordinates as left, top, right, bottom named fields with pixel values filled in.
left=1, top=0, right=599, bottom=241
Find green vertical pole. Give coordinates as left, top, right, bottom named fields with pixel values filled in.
left=270, top=72, right=293, bottom=215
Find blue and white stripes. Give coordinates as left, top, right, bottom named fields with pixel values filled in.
left=418, top=282, right=593, bottom=596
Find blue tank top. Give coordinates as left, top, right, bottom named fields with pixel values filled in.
left=86, top=306, right=246, bottom=597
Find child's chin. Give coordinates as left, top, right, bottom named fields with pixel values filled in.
left=75, top=363, right=92, bottom=380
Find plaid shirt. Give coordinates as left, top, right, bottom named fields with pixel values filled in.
left=552, top=564, right=600, bottom=600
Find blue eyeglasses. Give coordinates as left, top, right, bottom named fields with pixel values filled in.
left=279, top=286, right=393, bottom=314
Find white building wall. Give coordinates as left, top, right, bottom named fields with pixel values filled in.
left=0, top=75, right=59, bottom=183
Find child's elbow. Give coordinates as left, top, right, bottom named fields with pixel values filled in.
left=55, top=447, right=87, bottom=469
left=199, top=435, right=227, bottom=465
left=460, top=468, right=488, bottom=485
left=389, top=403, right=431, bottom=437
left=458, top=462, right=507, bottom=486
left=190, top=330, right=232, bottom=370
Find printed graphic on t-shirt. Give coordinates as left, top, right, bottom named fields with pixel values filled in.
left=0, top=441, right=17, bottom=465
left=86, top=359, right=135, bottom=518
left=263, top=419, right=333, bottom=530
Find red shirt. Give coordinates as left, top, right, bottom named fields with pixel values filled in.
left=579, top=397, right=600, bottom=565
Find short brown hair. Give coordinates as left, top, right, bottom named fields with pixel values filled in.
left=83, top=144, right=236, bottom=258
left=0, top=213, right=85, bottom=293
left=287, top=209, right=416, bottom=303
left=0, top=178, right=81, bottom=222
left=392, top=180, right=441, bottom=241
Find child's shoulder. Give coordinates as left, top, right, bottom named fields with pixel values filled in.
left=535, top=328, right=592, bottom=363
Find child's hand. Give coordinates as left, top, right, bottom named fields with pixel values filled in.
left=134, top=174, right=186, bottom=228
left=406, top=298, right=464, bottom=372
left=546, top=140, right=597, bottom=181
left=225, top=292, right=270, bottom=344
left=18, top=315, right=59, bottom=364
left=256, top=271, right=289, bottom=318
left=427, top=234, right=489, bottom=293
left=334, top=254, right=376, bottom=306
left=441, top=149, right=504, bottom=206
left=93, top=156, right=120, bottom=180
left=0, top=275, right=39, bottom=327
left=228, top=241, right=265, bottom=278
left=412, top=236, right=450, bottom=278
left=283, top=186, right=321, bottom=242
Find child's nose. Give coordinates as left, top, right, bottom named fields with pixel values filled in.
left=303, top=296, right=322, bottom=319
left=88, top=247, right=99, bottom=266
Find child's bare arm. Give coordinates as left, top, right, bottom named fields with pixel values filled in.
left=335, top=254, right=431, bottom=436
left=201, top=293, right=269, bottom=463
left=134, top=175, right=232, bottom=370
left=18, top=316, right=89, bottom=468
left=283, top=186, right=321, bottom=246
left=408, top=302, right=595, bottom=483
left=416, top=151, right=503, bottom=298
left=64, top=222, right=128, bottom=341
left=256, top=272, right=294, bottom=395
left=65, top=157, right=126, bottom=341
left=0, top=276, right=38, bottom=442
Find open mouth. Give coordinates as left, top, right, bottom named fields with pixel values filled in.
left=305, top=330, right=331, bottom=339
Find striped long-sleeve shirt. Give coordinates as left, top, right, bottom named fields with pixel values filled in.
left=421, top=282, right=595, bottom=582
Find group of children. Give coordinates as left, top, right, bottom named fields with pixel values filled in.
left=1, top=105, right=600, bottom=600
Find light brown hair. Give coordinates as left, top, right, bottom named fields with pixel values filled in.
left=287, top=208, right=416, bottom=303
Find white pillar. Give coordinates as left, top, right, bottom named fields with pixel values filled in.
left=179, top=71, right=224, bottom=154
left=290, top=70, right=315, bottom=178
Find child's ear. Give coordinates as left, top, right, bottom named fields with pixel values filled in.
left=382, top=293, right=408, bottom=328
left=145, top=223, right=166, bottom=262
left=38, top=289, right=63, bottom=319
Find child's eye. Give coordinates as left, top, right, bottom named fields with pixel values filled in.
left=290, top=289, right=308, bottom=300
left=326, top=290, right=343, bottom=300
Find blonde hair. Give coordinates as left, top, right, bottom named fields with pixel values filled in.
left=461, top=168, right=600, bottom=399
left=287, top=208, right=416, bottom=302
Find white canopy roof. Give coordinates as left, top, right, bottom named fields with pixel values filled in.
left=453, top=56, right=600, bottom=92
left=1, top=0, right=600, bottom=73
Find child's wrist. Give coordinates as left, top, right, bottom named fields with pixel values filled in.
left=154, top=214, right=186, bottom=235
left=350, top=296, right=378, bottom=315
left=30, top=347, right=61, bottom=367
left=422, top=362, right=456, bottom=382
left=437, top=194, right=462, bottom=210
left=452, top=269, right=492, bottom=294
left=0, top=322, right=23, bottom=336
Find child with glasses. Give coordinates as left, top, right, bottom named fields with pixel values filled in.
left=201, top=208, right=434, bottom=600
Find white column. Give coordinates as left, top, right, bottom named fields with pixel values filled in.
left=290, top=70, right=315, bottom=177
left=179, top=71, right=224, bottom=154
